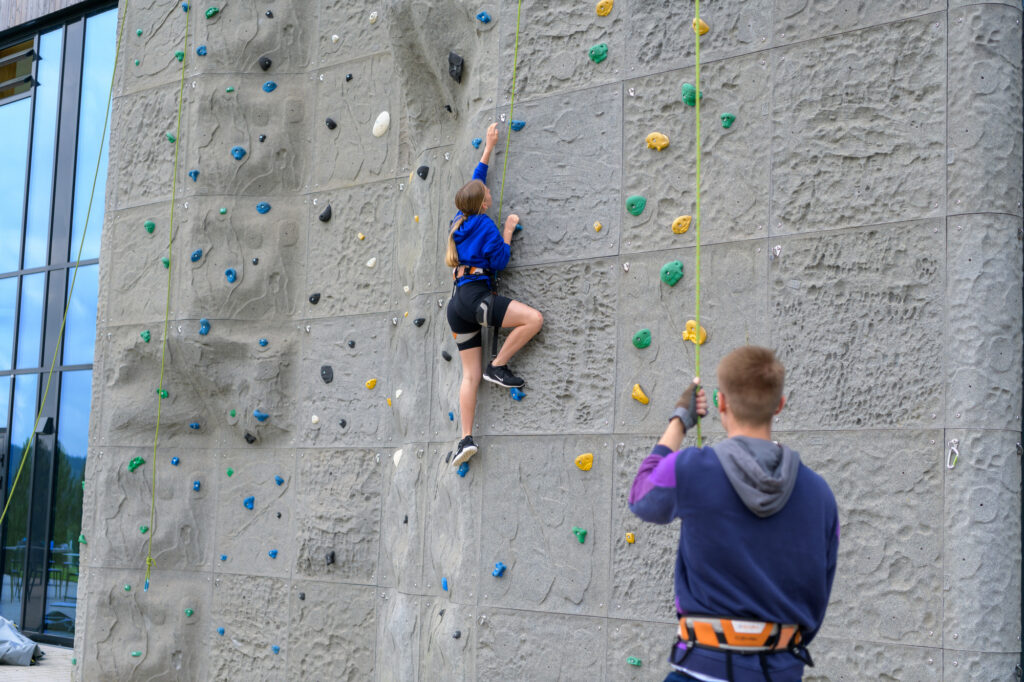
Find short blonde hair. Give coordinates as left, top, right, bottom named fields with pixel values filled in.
left=717, top=346, right=784, bottom=426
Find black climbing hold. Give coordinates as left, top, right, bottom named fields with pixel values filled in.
left=276, top=511, right=281, bottom=519
left=309, top=293, right=320, bottom=305
left=445, top=450, right=452, bottom=463
left=345, top=73, right=353, bottom=81
left=252, top=257, right=259, bottom=265
left=441, top=350, right=452, bottom=362
left=320, top=365, right=333, bottom=383
left=403, top=515, right=408, bottom=524
left=318, top=204, right=332, bottom=222
left=413, top=317, right=426, bottom=327
left=258, top=134, right=266, bottom=142
left=444, top=104, right=453, bottom=113
left=325, top=550, right=335, bottom=565
left=298, top=592, right=305, bottom=600
left=339, top=419, right=347, bottom=428
left=347, top=340, right=355, bottom=349
left=438, top=608, right=445, bottom=617
left=265, top=9, right=272, bottom=17
left=244, top=432, right=257, bottom=444
left=453, top=631, right=461, bottom=639
left=258, top=56, right=272, bottom=71
left=416, top=166, right=429, bottom=180
left=325, top=117, right=337, bottom=130
left=448, top=52, right=464, bottom=83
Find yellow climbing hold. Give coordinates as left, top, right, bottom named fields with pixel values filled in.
left=672, top=216, right=692, bottom=234
left=414, top=215, right=419, bottom=223
left=365, top=378, right=377, bottom=389
left=357, top=232, right=365, bottom=240
left=387, top=397, right=392, bottom=406
left=682, top=320, right=707, bottom=345
left=631, top=384, right=650, bottom=405
left=645, top=132, right=669, bottom=151
left=593, top=221, right=603, bottom=232
left=575, top=453, right=594, bottom=471
left=693, top=17, right=710, bottom=35
left=596, top=0, right=613, bottom=16
left=626, top=532, right=635, bottom=544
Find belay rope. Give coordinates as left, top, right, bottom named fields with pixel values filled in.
left=693, top=0, right=704, bottom=447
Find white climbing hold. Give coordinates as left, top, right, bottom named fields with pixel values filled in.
left=369, top=11, right=378, bottom=24
left=395, top=389, right=403, bottom=399
left=357, top=232, right=365, bottom=240
left=393, top=448, right=403, bottom=466
left=372, top=111, right=390, bottom=137
left=311, top=415, right=320, bottom=425
left=403, top=285, right=411, bottom=294
left=366, top=257, right=377, bottom=268
left=331, top=34, right=340, bottom=43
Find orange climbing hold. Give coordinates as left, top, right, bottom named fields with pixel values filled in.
left=682, top=320, right=707, bottom=345
left=672, top=216, right=692, bottom=234
left=575, top=453, right=594, bottom=471
left=596, top=0, right=613, bottom=17
left=631, top=384, right=650, bottom=405
left=645, top=132, right=670, bottom=151
left=692, top=17, right=709, bottom=35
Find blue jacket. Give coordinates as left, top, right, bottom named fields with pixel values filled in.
left=451, top=162, right=510, bottom=287
left=629, top=441, right=839, bottom=681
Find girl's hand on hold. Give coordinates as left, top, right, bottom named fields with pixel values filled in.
left=503, top=214, right=519, bottom=242
left=486, top=122, right=499, bottom=149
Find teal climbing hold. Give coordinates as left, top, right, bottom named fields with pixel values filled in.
left=627, top=656, right=642, bottom=667
left=660, top=260, right=684, bottom=287
left=174, top=51, right=184, bottom=62
left=161, top=256, right=170, bottom=269
left=713, top=388, right=719, bottom=408
left=572, top=526, right=587, bottom=543
left=721, top=112, right=736, bottom=128
left=588, top=43, right=608, bottom=64
left=127, top=456, right=146, bottom=472
left=625, top=195, right=646, bottom=216
left=681, top=83, right=703, bottom=107
left=136, top=29, right=143, bottom=36
left=140, top=330, right=151, bottom=343
left=157, top=388, right=168, bottom=399
left=632, top=328, right=652, bottom=349
left=166, top=133, right=176, bottom=143
left=144, top=220, right=155, bottom=234
left=205, top=7, right=219, bottom=19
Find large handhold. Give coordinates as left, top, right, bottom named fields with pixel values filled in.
left=448, top=52, right=464, bottom=83
left=372, top=111, right=390, bottom=137
left=682, top=320, right=707, bottom=345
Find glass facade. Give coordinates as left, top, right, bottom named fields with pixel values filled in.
left=0, top=4, right=115, bottom=643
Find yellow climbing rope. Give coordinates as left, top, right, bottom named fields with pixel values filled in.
left=693, top=1, right=704, bottom=447
left=495, top=0, right=524, bottom=229
left=0, top=5, right=129, bottom=528
left=145, top=2, right=191, bottom=592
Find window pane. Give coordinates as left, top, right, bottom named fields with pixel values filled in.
left=23, top=29, right=63, bottom=270
left=15, top=273, right=44, bottom=369
left=0, top=39, right=34, bottom=100
left=0, top=97, right=31, bottom=274
left=70, top=9, right=116, bottom=262
left=62, top=264, right=96, bottom=366
left=0, top=277, right=15, bottom=371
left=2, top=374, right=37, bottom=625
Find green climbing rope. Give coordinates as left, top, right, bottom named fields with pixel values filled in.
left=693, top=0, right=703, bottom=447
left=0, top=4, right=129, bottom=528
left=145, top=2, right=192, bottom=591
left=495, top=0, right=524, bottom=229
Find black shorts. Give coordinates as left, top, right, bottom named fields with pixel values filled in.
left=446, top=279, right=512, bottom=351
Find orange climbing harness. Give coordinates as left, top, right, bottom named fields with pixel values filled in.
left=678, top=616, right=803, bottom=653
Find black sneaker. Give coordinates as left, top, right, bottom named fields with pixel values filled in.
left=452, top=435, right=478, bottom=466
left=483, top=362, right=525, bottom=388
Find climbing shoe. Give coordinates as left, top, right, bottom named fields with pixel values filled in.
left=483, top=362, right=525, bottom=388
left=453, top=435, right=478, bottom=466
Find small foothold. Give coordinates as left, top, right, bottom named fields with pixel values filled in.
left=243, top=496, right=255, bottom=510
left=510, top=120, right=525, bottom=131
left=157, top=388, right=168, bottom=399
left=325, top=117, right=337, bottom=130
left=416, top=165, right=430, bottom=180
left=457, top=462, right=469, bottom=477
left=225, top=86, right=234, bottom=93
left=448, top=411, right=454, bottom=422
left=366, top=257, right=377, bottom=268
left=298, top=592, right=305, bottom=600
left=244, top=432, right=256, bottom=444
left=720, top=112, right=736, bottom=129
left=453, top=630, right=461, bottom=639
left=171, top=457, right=180, bottom=466
left=713, top=388, right=719, bottom=408
left=369, top=10, right=378, bottom=23
left=448, top=52, right=464, bottom=82
left=230, top=146, right=246, bottom=160
left=185, top=608, right=194, bottom=617
left=348, top=340, right=356, bottom=348
left=78, top=533, right=86, bottom=544
left=189, top=421, right=201, bottom=430
left=191, top=249, right=203, bottom=263
left=672, top=215, right=692, bottom=234
left=332, top=34, right=340, bottom=43
left=258, top=56, right=272, bottom=71
left=205, top=7, right=219, bottom=19
left=262, top=81, right=276, bottom=92
left=265, top=9, right=272, bottom=17
left=124, top=584, right=131, bottom=591
left=626, top=532, right=635, bottom=544
left=219, top=207, right=227, bottom=214
left=311, top=415, right=320, bottom=424
left=660, top=260, right=684, bottom=287
left=632, top=328, right=652, bottom=349
left=161, top=256, right=170, bottom=269
left=442, top=577, right=448, bottom=591
left=256, top=201, right=271, bottom=214
left=372, top=111, right=390, bottom=137
left=258, top=134, right=266, bottom=143
left=271, top=645, right=280, bottom=654
left=442, top=350, right=452, bottom=361
left=220, top=555, right=227, bottom=561
left=572, top=526, right=587, bottom=544
left=175, top=50, right=184, bottom=62
left=326, top=550, right=335, bottom=565
left=339, top=419, right=347, bottom=428
left=627, top=656, right=642, bottom=667
left=403, top=514, right=409, bottom=524
left=632, top=384, right=650, bottom=405
left=131, top=651, right=142, bottom=658
left=226, top=468, right=234, bottom=477
left=682, top=320, right=708, bottom=345
left=365, top=378, right=377, bottom=390
left=413, top=317, right=426, bottom=327
left=593, top=221, right=603, bottom=232
left=140, top=330, right=151, bottom=343
left=625, top=195, right=646, bottom=216
left=252, top=257, right=259, bottom=265
left=309, top=293, right=321, bottom=305
left=588, top=43, right=609, bottom=64
left=166, top=133, right=176, bottom=143
left=189, top=169, right=199, bottom=181
left=136, top=28, right=143, bottom=36
left=471, top=138, right=482, bottom=149
left=196, top=45, right=207, bottom=56
left=386, top=397, right=392, bottom=406
left=193, top=480, right=201, bottom=491
left=253, top=409, right=269, bottom=422
left=596, top=0, right=614, bottom=16
left=476, top=11, right=491, bottom=23
left=134, top=59, right=140, bottom=66
left=575, top=453, right=594, bottom=471
left=510, top=387, right=525, bottom=401
left=318, top=204, right=332, bottom=222
left=492, top=562, right=506, bottom=577
left=345, top=73, right=353, bottom=81
left=225, top=268, right=237, bottom=283
left=127, top=456, right=146, bottom=472
left=692, top=17, right=709, bottom=35
left=320, top=365, right=333, bottom=383
left=645, top=132, right=669, bottom=151
left=217, top=627, right=225, bottom=636
left=144, top=220, right=155, bottom=234
left=275, top=475, right=284, bottom=486
left=229, top=409, right=236, bottom=418
left=681, top=83, right=703, bottom=107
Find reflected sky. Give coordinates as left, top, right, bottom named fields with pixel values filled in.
left=15, top=273, right=44, bottom=369
left=0, top=278, right=14, bottom=371
left=24, top=28, right=63, bottom=270
left=57, top=370, right=90, bottom=459
left=63, top=265, right=97, bottom=366
left=10, top=374, right=37, bottom=458
left=0, top=98, right=31, bottom=274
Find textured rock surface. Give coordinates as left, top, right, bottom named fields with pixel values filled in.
left=80, top=1, right=1022, bottom=679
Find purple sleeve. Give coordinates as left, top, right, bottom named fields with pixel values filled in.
left=628, top=444, right=679, bottom=525
left=481, top=217, right=511, bottom=271
left=472, top=162, right=488, bottom=183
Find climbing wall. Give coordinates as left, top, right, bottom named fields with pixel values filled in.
left=77, top=1, right=1022, bottom=679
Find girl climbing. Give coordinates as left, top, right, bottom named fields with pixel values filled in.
left=446, top=122, right=543, bottom=467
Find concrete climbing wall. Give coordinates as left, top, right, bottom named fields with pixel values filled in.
left=77, top=1, right=1023, bottom=679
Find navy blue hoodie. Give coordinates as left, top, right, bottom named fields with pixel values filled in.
left=451, top=162, right=510, bottom=287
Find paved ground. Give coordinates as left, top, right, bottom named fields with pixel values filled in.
left=1, top=643, right=73, bottom=681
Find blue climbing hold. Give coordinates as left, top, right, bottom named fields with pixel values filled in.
left=189, top=421, right=200, bottom=430
left=472, top=138, right=482, bottom=149
left=144, top=578, right=149, bottom=591
left=225, top=268, right=237, bottom=283
left=181, top=2, right=188, bottom=11
left=231, top=146, right=246, bottom=160
left=256, top=201, right=271, bottom=214
left=271, top=645, right=280, bottom=654
left=220, top=554, right=227, bottom=561
left=258, top=338, right=268, bottom=347
left=268, top=549, right=278, bottom=559
left=457, top=461, right=469, bottom=477
left=193, top=480, right=201, bottom=491
left=448, top=411, right=454, bottom=421
left=442, top=577, right=449, bottom=591
left=509, top=387, right=525, bottom=401
left=199, top=318, right=210, bottom=335
left=217, top=627, right=225, bottom=636
left=171, top=457, right=180, bottom=466
left=510, top=120, right=525, bottom=131
left=262, top=81, right=277, bottom=93
left=476, top=11, right=491, bottom=23
left=191, top=248, right=202, bottom=262
left=196, top=45, right=207, bottom=56
left=253, top=409, right=269, bottom=422
left=492, top=562, right=506, bottom=577
left=275, top=475, right=284, bottom=486
left=243, top=496, right=255, bottom=510
left=188, top=169, right=199, bottom=181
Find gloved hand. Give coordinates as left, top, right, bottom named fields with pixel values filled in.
left=671, top=377, right=708, bottom=430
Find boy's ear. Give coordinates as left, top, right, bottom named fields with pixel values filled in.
left=775, top=395, right=786, bottom=415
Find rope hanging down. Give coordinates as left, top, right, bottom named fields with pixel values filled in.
left=0, top=7, right=129, bottom=528
left=693, top=0, right=704, bottom=447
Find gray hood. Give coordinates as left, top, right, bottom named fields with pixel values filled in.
left=713, top=436, right=801, bottom=518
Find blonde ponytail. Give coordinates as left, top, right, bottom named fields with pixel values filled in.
left=446, top=179, right=488, bottom=269
left=445, top=216, right=465, bottom=267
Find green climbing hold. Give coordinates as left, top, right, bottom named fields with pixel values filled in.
left=660, top=260, right=684, bottom=287
left=681, top=83, right=703, bottom=107
left=632, top=328, right=652, bottom=349
left=81, top=480, right=85, bottom=491
left=144, top=220, right=155, bottom=234
left=225, top=86, right=234, bottom=93
left=161, top=256, right=170, bottom=268
left=127, top=456, right=146, bottom=472
left=78, top=533, right=87, bottom=545
left=721, top=112, right=736, bottom=129
left=205, top=7, right=220, bottom=18
left=72, top=658, right=77, bottom=665
left=625, top=195, right=646, bottom=216
left=588, top=43, right=608, bottom=64
left=219, top=207, right=227, bottom=214
left=136, top=29, right=143, bottom=36
left=141, top=330, right=151, bottom=343
left=134, top=59, right=140, bottom=66
left=572, top=526, right=587, bottom=544
left=627, top=656, right=642, bottom=667
left=124, top=584, right=131, bottom=591
left=229, top=409, right=236, bottom=417
left=157, top=389, right=168, bottom=399
left=166, top=133, right=176, bottom=143
left=175, top=50, right=184, bottom=62
left=226, top=468, right=234, bottom=477
left=185, top=608, right=194, bottom=617
left=131, top=651, right=142, bottom=658
left=139, top=525, right=149, bottom=534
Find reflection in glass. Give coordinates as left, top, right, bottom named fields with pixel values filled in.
left=0, top=97, right=31, bottom=274
left=23, top=29, right=64, bottom=270
left=0, top=277, right=15, bottom=371
left=15, top=273, right=44, bottom=369
left=62, top=265, right=97, bottom=366
left=0, top=39, right=34, bottom=99
left=70, top=9, right=117, bottom=262
left=1, top=374, right=37, bottom=625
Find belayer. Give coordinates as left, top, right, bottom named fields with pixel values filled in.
left=630, top=346, right=838, bottom=682
left=444, top=122, right=543, bottom=467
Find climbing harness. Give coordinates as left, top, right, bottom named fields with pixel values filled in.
left=0, top=2, right=128, bottom=528
left=692, top=0, right=704, bottom=446
left=670, top=615, right=812, bottom=682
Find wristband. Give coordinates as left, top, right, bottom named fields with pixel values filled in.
left=669, top=406, right=697, bottom=430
